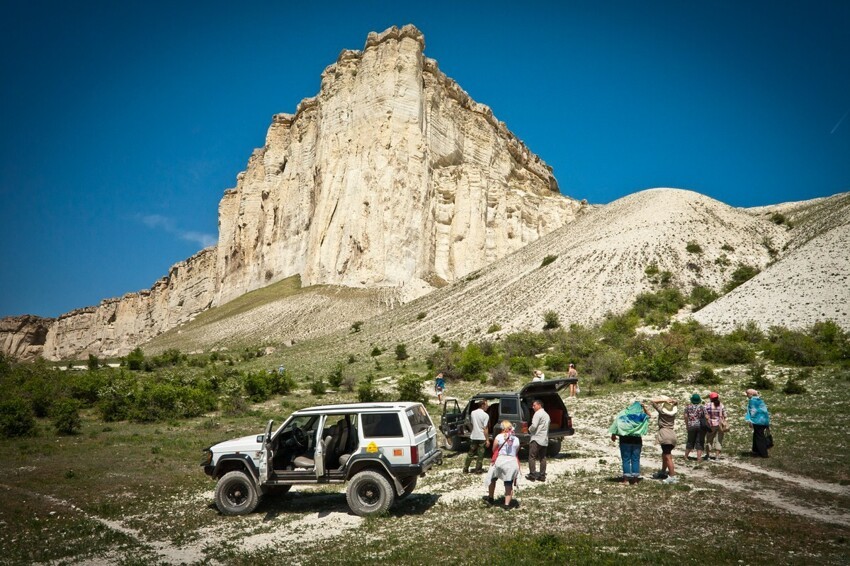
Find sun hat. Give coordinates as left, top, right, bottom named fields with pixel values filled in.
left=690, top=393, right=701, bottom=404
left=709, top=392, right=719, bottom=399
left=660, top=402, right=677, bottom=416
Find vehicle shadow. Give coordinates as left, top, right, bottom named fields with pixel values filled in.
left=256, top=490, right=441, bottom=520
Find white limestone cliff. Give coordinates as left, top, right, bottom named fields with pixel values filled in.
left=2, top=25, right=581, bottom=360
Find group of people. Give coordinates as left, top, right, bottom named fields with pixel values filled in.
left=532, top=364, right=580, bottom=397
left=609, top=388, right=772, bottom=485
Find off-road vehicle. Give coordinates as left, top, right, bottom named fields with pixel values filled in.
left=202, top=402, right=441, bottom=517
left=439, top=378, right=576, bottom=457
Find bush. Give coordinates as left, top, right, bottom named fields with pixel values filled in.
left=587, top=348, right=626, bottom=384
left=270, top=371, right=295, bottom=395
left=689, top=285, right=719, bottom=311
left=396, top=374, right=427, bottom=404
left=724, top=264, right=760, bottom=293
left=431, top=334, right=441, bottom=344
left=764, top=327, right=824, bottom=366
left=357, top=375, right=386, bottom=403
left=686, top=241, right=703, bottom=254
left=126, top=347, right=145, bottom=371
left=458, top=343, right=485, bottom=380
left=644, top=263, right=659, bottom=277
left=489, top=364, right=510, bottom=386
left=487, top=323, right=502, bottom=334
left=0, top=398, right=36, bottom=438
left=328, top=363, right=345, bottom=388
left=632, top=288, right=686, bottom=320
left=370, top=346, right=383, bottom=357
left=502, top=331, right=549, bottom=358
left=395, top=344, right=409, bottom=361
left=87, top=354, right=100, bottom=371
left=809, top=320, right=850, bottom=362
left=544, top=353, right=570, bottom=372
left=416, top=312, right=427, bottom=320
left=540, top=254, right=558, bottom=267
left=309, top=378, right=327, bottom=396
left=508, top=356, right=535, bottom=376
left=694, top=366, right=722, bottom=385
left=783, top=377, right=806, bottom=395
left=599, top=313, right=639, bottom=349
left=52, top=398, right=82, bottom=435
left=351, top=321, right=363, bottom=333
left=244, top=371, right=274, bottom=402
left=746, top=361, right=774, bottom=390
left=728, top=321, right=765, bottom=344
left=629, top=332, right=691, bottom=382
left=543, top=311, right=561, bottom=330
left=701, top=336, right=756, bottom=364
left=770, top=212, right=792, bottom=227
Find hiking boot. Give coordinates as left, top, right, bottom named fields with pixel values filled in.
left=537, top=474, right=546, bottom=482
left=525, top=473, right=538, bottom=481
left=662, top=476, right=679, bottom=484
left=473, top=467, right=485, bottom=474
left=481, top=496, right=495, bottom=505
left=651, top=471, right=668, bottom=480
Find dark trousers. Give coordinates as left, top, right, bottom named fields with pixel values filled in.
left=752, top=425, right=770, bottom=457
left=528, top=441, right=547, bottom=475
left=464, top=439, right=485, bottom=471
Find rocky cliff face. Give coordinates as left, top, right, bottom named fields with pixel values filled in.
left=2, top=25, right=581, bottom=361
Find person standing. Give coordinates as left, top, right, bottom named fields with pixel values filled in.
left=567, top=363, right=578, bottom=397
left=484, top=421, right=521, bottom=509
left=704, top=392, right=728, bottom=460
left=464, top=399, right=490, bottom=473
left=609, top=401, right=650, bottom=485
left=435, top=372, right=446, bottom=403
left=526, top=399, right=550, bottom=482
left=649, top=396, right=678, bottom=484
left=745, top=389, right=771, bottom=457
left=683, top=393, right=707, bottom=463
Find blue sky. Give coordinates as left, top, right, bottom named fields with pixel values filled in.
left=1, top=0, right=848, bottom=318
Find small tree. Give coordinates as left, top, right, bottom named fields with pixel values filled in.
left=395, top=344, right=409, bottom=361
left=396, top=374, right=427, bottom=404
left=126, top=347, right=145, bottom=371
left=0, top=398, right=36, bottom=438
left=543, top=311, right=561, bottom=330
left=52, top=398, right=82, bottom=435
left=370, top=346, right=383, bottom=357
left=328, top=363, right=345, bottom=388
left=87, top=354, right=100, bottom=371
left=351, top=321, right=363, bottom=333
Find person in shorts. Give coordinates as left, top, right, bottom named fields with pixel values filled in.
left=683, top=393, right=707, bottom=463
left=434, top=372, right=446, bottom=403
left=649, top=396, right=678, bottom=483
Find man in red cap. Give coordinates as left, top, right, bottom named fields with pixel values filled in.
left=704, top=392, right=728, bottom=460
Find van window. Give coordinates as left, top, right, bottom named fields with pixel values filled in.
left=406, top=404, right=432, bottom=435
left=500, top=398, right=519, bottom=415
left=361, top=413, right=403, bottom=438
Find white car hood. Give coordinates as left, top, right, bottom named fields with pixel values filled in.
left=211, top=434, right=263, bottom=454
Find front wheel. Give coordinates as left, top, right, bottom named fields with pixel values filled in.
left=214, top=471, right=260, bottom=516
left=346, top=470, right=395, bottom=516
left=546, top=440, right=562, bottom=458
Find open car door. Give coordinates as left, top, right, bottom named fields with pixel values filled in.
left=257, top=419, right=274, bottom=484
left=519, top=377, right=576, bottom=397
left=440, top=399, right=463, bottom=439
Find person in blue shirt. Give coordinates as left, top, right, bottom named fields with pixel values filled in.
left=745, top=389, right=771, bottom=457
left=434, top=372, right=446, bottom=403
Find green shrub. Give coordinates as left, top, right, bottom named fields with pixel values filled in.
left=599, top=313, right=639, bottom=348
left=328, top=363, right=345, bottom=388
left=395, top=343, right=409, bottom=361
left=508, top=356, right=535, bottom=376
left=689, top=285, right=719, bottom=311
left=540, top=254, right=558, bottom=267
left=746, top=361, right=774, bottom=390
left=632, top=288, right=686, bottom=319
left=724, top=264, right=760, bottom=293
left=351, top=321, right=363, bottom=333
left=543, top=310, right=561, bottom=330
left=357, top=374, right=386, bottom=403
left=309, top=378, right=327, bottom=396
left=458, top=343, right=485, bottom=379
left=126, top=347, right=145, bottom=371
left=487, top=323, right=502, bottom=334
left=96, top=371, right=136, bottom=422
left=721, top=243, right=735, bottom=252
left=764, top=327, right=824, bottom=366
left=782, top=377, right=806, bottom=395
left=0, top=398, right=36, bottom=438
left=370, top=346, right=383, bottom=357
left=728, top=321, right=765, bottom=345
left=431, top=334, right=441, bottom=344
left=809, top=320, right=850, bottom=362
left=686, top=241, right=703, bottom=254
left=770, top=212, right=792, bottom=227
left=629, top=332, right=691, bottom=382
left=396, top=374, right=427, bottom=404
left=270, top=371, right=295, bottom=395
left=701, top=337, right=756, bottom=364
left=502, top=331, right=549, bottom=358
left=347, top=354, right=357, bottom=364
left=52, top=398, right=82, bottom=435
left=694, top=366, right=722, bottom=385
left=87, top=354, right=100, bottom=371
left=659, top=270, right=674, bottom=286
left=587, top=348, right=626, bottom=384
left=244, top=370, right=273, bottom=402
left=644, top=263, right=659, bottom=277
left=714, top=254, right=731, bottom=267
left=544, top=353, right=570, bottom=372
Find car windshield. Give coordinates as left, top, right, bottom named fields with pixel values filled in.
left=406, top=404, right=432, bottom=435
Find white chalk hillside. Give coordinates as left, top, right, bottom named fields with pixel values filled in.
left=358, top=188, right=792, bottom=347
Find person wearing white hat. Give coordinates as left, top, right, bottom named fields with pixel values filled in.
left=649, top=396, right=679, bottom=484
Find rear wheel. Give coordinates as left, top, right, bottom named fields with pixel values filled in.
left=346, top=470, right=395, bottom=516
left=214, top=471, right=260, bottom=516
left=546, top=439, right=562, bottom=458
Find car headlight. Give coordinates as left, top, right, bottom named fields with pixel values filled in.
left=201, top=449, right=213, bottom=466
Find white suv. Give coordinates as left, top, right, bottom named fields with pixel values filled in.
left=202, top=402, right=442, bottom=516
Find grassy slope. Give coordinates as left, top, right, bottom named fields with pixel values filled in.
left=1, top=364, right=848, bottom=564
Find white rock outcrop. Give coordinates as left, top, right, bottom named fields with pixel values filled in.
left=1, top=25, right=581, bottom=360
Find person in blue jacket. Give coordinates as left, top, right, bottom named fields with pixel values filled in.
left=745, top=389, right=771, bottom=457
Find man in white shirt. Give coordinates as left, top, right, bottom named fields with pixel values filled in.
left=526, top=399, right=550, bottom=482
left=464, top=399, right=490, bottom=473
left=533, top=370, right=545, bottom=381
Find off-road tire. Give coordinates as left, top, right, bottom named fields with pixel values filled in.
left=546, top=439, right=562, bottom=458
left=346, top=470, right=395, bottom=516
left=214, top=471, right=260, bottom=516
left=397, top=476, right=417, bottom=500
